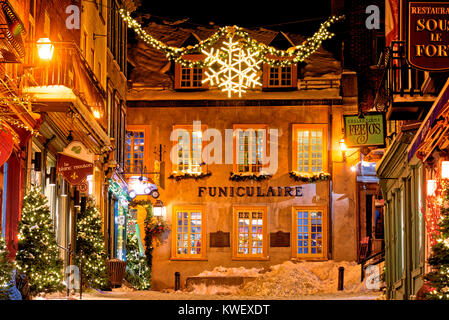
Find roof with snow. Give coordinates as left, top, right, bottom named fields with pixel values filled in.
left=127, top=21, right=342, bottom=100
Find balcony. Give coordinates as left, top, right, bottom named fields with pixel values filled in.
left=374, top=41, right=436, bottom=121
left=23, top=42, right=111, bottom=151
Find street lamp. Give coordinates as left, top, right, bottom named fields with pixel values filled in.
left=37, top=38, right=54, bottom=61
left=153, top=200, right=166, bottom=217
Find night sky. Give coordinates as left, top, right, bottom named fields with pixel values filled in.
left=136, top=1, right=332, bottom=35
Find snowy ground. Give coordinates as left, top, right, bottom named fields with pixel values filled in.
left=36, top=260, right=384, bottom=300
left=39, top=289, right=383, bottom=300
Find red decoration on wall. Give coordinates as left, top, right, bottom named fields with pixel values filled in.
left=0, top=127, right=14, bottom=167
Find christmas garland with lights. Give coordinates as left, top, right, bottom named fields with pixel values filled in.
left=168, top=171, right=212, bottom=181
left=120, top=9, right=344, bottom=68
left=289, top=171, right=331, bottom=183
left=229, top=172, right=272, bottom=182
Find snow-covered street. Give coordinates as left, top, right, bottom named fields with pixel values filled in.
left=40, top=289, right=383, bottom=300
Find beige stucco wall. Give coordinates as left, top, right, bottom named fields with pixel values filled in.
left=127, top=103, right=358, bottom=290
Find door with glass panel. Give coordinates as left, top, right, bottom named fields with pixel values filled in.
left=292, top=207, right=327, bottom=259
left=172, top=207, right=206, bottom=259
left=233, top=207, right=268, bottom=259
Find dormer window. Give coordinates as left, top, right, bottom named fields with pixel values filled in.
left=262, top=32, right=298, bottom=90
left=174, top=33, right=208, bottom=90
left=180, top=64, right=203, bottom=88
left=268, top=65, right=293, bottom=87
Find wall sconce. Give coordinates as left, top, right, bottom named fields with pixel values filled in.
left=32, top=152, right=42, bottom=172
left=153, top=200, right=166, bottom=217
left=46, top=167, right=57, bottom=186
left=442, top=161, right=449, bottom=179
left=73, top=189, right=80, bottom=208
left=339, top=138, right=348, bottom=161
left=427, top=179, right=437, bottom=197
left=37, top=38, right=54, bottom=61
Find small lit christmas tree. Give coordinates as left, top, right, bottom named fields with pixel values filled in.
left=0, top=236, right=14, bottom=299
left=125, top=235, right=151, bottom=290
left=74, top=197, right=109, bottom=289
left=125, top=210, right=151, bottom=290
left=425, top=179, right=449, bottom=299
left=16, top=187, right=63, bottom=295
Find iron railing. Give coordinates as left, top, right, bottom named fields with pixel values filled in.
left=374, top=41, right=426, bottom=113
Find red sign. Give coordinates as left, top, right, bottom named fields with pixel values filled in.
left=408, top=2, right=449, bottom=71
left=0, top=127, right=14, bottom=167
left=57, top=153, right=93, bottom=186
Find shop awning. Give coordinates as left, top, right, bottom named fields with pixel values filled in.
left=407, top=78, right=449, bottom=162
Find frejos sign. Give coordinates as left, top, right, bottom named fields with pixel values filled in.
left=407, top=2, right=449, bottom=71
left=344, top=113, right=385, bottom=147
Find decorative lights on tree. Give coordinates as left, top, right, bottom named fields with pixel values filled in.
left=125, top=210, right=151, bottom=290
left=424, top=177, right=449, bottom=299
left=202, top=33, right=262, bottom=98
left=0, top=236, right=14, bottom=299
left=16, top=187, right=63, bottom=295
left=75, top=197, right=109, bottom=289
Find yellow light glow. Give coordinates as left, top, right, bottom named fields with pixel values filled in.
left=427, top=179, right=437, bottom=196
left=93, top=109, right=101, bottom=119
left=37, top=38, right=54, bottom=61
left=339, top=139, right=348, bottom=152
left=442, top=161, right=449, bottom=179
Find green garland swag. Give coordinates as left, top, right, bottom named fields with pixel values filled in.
left=289, top=171, right=331, bottom=183
left=168, top=171, right=212, bottom=181
left=120, top=9, right=345, bottom=68
left=229, top=172, right=272, bottom=182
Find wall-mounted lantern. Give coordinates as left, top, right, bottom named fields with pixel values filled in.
left=37, top=38, right=54, bottom=61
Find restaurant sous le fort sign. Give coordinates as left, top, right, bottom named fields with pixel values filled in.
left=408, top=1, right=449, bottom=71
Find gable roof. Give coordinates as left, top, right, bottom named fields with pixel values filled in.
left=127, top=22, right=341, bottom=88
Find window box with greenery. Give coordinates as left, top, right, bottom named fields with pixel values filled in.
left=290, top=124, right=330, bottom=183
left=232, top=124, right=271, bottom=181
left=171, top=124, right=210, bottom=180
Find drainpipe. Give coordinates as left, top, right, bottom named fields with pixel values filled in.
left=328, top=104, right=333, bottom=259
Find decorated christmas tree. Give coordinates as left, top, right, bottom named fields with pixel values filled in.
left=0, top=236, right=14, bottom=299
left=74, top=197, right=109, bottom=289
left=125, top=235, right=151, bottom=290
left=424, top=179, right=449, bottom=299
left=125, top=207, right=151, bottom=290
left=16, top=187, right=63, bottom=295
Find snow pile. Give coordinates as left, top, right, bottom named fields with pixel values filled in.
left=196, top=266, right=262, bottom=277
left=188, top=283, right=242, bottom=296
left=240, top=261, right=366, bottom=297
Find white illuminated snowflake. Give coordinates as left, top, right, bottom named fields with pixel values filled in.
left=202, top=36, right=262, bottom=98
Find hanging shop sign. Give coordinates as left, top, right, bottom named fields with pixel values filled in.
left=198, top=186, right=303, bottom=198
left=0, top=127, right=14, bottom=167
left=407, top=2, right=449, bottom=71
left=344, top=113, right=385, bottom=147
left=57, top=153, right=93, bottom=186
left=57, top=141, right=94, bottom=186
